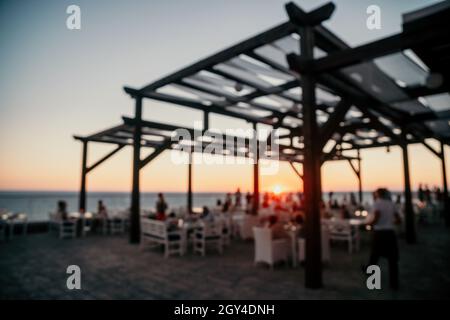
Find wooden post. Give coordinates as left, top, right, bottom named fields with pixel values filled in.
left=188, top=151, right=193, bottom=214
left=130, top=97, right=142, bottom=244
left=252, top=122, right=259, bottom=215
left=300, top=25, right=323, bottom=289
left=357, top=149, right=363, bottom=205
left=440, top=141, right=449, bottom=227
left=401, top=141, right=416, bottom=243
left=203, top=111, right=209, bottom=131
left=79, top=140, right=88, bottom=211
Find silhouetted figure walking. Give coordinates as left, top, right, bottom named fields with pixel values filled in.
left=367, top=188, right=401, bottom=290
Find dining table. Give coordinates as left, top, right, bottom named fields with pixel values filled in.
left=1, top=212, right=28, bottom=239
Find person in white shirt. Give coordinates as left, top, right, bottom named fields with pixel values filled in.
left=367, top=188, right=402, bottom=290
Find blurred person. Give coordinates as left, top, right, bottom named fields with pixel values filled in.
left=262, top=192, right=270, bottom=208
left=331, top=199, right=339, bottom=209
left=350, top=193, right=357, bottom=206
left=340, top=205, right=351, bottom=220
left=245, top=192, right=253, bottom=211
left=366, top=188, right=401, bottom=290
left=165, top=211, right=179, bottom=231
left=266, top=215, right=288, bottom=240
left=97, top=200, right=108, bottom=219
left=328, top=191, right=334, bottom=208
left=155, top=193, right=168, bottom=221
left=424, top=185, right=432, bottom=204
left=223, top=193, right=232, bottom=212
left=418, top=183, right=425, bottom=202
left=200, top=206, right=214, bottom=222
left=235, top=188, right=242, bottom=207
left=342, top=194, right=348, bottom=206
left=56, top=200, right=68, bottom=221
left=320, top=200, right=332, bottom=219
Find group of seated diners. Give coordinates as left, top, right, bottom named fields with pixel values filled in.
left=52, top=199, right=115, bottom=234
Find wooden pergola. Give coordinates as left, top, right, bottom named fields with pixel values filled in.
left=74, top=1, right=450, bottom=288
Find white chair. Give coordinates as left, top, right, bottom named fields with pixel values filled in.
left=0, top=220, right=6, bottom=241
left=108, top=217, right=125, bottom=234
left=140, top=218, right=183, bottom=258
left=231, top=211, right=244, bottom=238
left=60, top=220, right=77, bottom=239
left=96, top=215, right=108, bottom=235
left=238, top=215, right=259, bottom=240
left=253, top=227, right=288, bottom=268
left=194, top=220, right=223, bottom=256
left=328, top=219, right=359, bottom=253
left=107, top=209, right=127, bottom=235
left=218, top=215, right=232, bottom=246
left=48, top=212, right=76, bottom=239
left=298, top=225, right=331, bottom=263
left=9, top=213, right=28, bottom=239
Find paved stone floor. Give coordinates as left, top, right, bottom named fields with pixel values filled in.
left=1, top=224, right=449, bottom=299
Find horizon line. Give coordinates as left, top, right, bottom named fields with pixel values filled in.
left=0, top=188, right=406, bottom=194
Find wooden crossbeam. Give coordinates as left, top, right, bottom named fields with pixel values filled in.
left=86, top=145, right=125, bottom=173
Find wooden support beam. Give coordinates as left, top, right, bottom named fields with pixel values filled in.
left=289, top=162, right=303, bottom=180
left=87, top=124, right=129, bottom=140
left=79, top=140, right=88, bottom=212
left=320, top=72, right=407, bottom=121
left=318, top=99, right=351, bottom=149
left=347, top=155, right=363, bottom=205
left=86, top=145, right=125, bottom=173
left=124, top=87, right=275, bottom=126
left=123, top=117, right=256, bottom=151
left=321, top=139, right=341, bottom=164
left=188, top=152, right=193, bottom=214
left=130, top=97, right=142, bottom=244
left=208, top=68, right=301, bottom=105
left=285, top=2, right=335, bottom=27
left=357, top=149, right=362, bottom=204
left=312, top=27, right=449, bottom=73
left=203, top=111, right=209, bottom=131
left=139, top=22, right=296, bottom=92
left=75, top=135, right=132, bottom=147
left=177, top=80, right=290, bottom=118
left=313, top=33, right=403, bottom=73
left=440, top=141, right=450, bottom=227
left=403, top=84, right=448, bottom=100
left=401, top=139, right=416, bottom=244
left=252, top=123, right=260, bottom=215
left=139, top=140, right=171, bottom=170
left=247, top=51, right=296, bottom=75
left=421, top=140, right=440, bottom=157
left=404, top=110, right=450, bottom=124
left=347, top=158, right=359, bottom=177
left=295, top=22, right=323, bottom=289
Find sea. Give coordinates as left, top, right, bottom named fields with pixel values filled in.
left=0, top=190, right=386, bottom=222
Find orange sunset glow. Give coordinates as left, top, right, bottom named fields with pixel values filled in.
left=0, top=141, right=448, bottom=193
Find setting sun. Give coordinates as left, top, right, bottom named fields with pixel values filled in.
left=273, top=184, right=283, bottom=195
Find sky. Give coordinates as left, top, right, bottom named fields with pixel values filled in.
left=0, top=0, right=448, bottom=194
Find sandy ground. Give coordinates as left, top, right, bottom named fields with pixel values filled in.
left=1, top=223, right=449, bottom=299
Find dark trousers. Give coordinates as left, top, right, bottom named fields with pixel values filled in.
left=369, top=230, right=399, bottom=290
